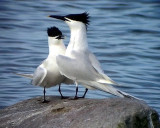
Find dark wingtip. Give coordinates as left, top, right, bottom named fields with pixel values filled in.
left=47, top=27, right=64, bottom=39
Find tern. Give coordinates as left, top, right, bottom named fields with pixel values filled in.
left=16, top=26, right=73, bottom=102
left=48, top=12, right=140, bottom=100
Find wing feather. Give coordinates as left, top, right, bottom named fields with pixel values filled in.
left=88, top=51, right=104, bottom=74
left=88, top=51, right=120, bottom=86
left=31, top=65, right=47, bottom=86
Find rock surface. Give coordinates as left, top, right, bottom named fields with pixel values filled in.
left=0, top=96, right=159, bottom=128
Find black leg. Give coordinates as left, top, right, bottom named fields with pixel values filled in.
left=42, top=87, right=49, bottom=103
left=59, top=84, right=64, bottom=99
left=58, top=84, right=69, bottom=99
left=74, top=85, right=79, bottom=99
left=58, top=84, right=63, bottom=98
left=81, top=88, right=88, bottom=98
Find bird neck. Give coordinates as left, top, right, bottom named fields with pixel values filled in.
left=66, top=23, right=88, bottom=55
left=48, top=37, right=65, bottom=57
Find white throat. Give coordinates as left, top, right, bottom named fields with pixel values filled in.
left=66, top=22, right=88, bottom=55
left=48, top=37, right=66, bottom=57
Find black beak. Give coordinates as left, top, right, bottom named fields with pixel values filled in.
left=48, top=15, right=65, bottom=21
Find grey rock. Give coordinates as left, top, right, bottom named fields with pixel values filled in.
left=0, top=96, right=159, bottom=128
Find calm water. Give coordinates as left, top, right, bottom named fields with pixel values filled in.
left=0, top=0, right=160, bottom=115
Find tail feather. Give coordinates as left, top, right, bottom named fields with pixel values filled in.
left=80, top=80, right=141, bottom=100
left=94, top=82, right=125, bottom=97
left=116, top=89, right=142, bottom=100
left=14, top=73, right=33, bottom=79
left=97, top=74, right=142, bottom=100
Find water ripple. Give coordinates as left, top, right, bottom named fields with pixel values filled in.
left=0, top=0, right=160, bottom=115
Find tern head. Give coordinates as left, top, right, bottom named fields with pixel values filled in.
left=49, top=12, right=90, bottom=29
left=47, top=26, right=64, bottom=40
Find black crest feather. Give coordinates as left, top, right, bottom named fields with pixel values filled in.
left=47, top=27, right=63, bottom=39
left=66, top=12, right=90, bottom=25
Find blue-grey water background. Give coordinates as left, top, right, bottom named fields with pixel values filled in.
left=0, top=0, right=160, bottom=115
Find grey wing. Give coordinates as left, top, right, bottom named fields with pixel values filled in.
left=88, top=51, right=119, bottom=86
left=56, top=55, right=77, bottom=80
left=31, top=65, right=47, bottom=86
left=88, top=51, right=104, bottom=74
